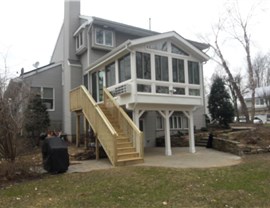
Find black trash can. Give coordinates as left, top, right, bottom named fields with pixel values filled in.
left=42, top=136, right=69, bottom=174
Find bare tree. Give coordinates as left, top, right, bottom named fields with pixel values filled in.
left=0, top=51, right=31, bottom=161
left=208, top=20, right=250, bottom=122
left=205, top=1, right=265, bottom=123
left=225, top=1, right=263, bottom=121
left=253, top=52, right=270, bottom=87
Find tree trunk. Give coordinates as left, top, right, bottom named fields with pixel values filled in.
left=244, top=26, right=255, bottom=122
left=215, top=41, right=250, bottom=122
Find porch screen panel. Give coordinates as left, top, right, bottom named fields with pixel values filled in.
left=119, top=54, right=131, bottom=82
left=105, top=62, right=115, bottom=87
left=155, top=55, right=168, bottom=81
left=188, top=61, right=200, bottom=84
left=136, top=52, right=151, bottom=79
left=172, top=58, right=184, bottom=83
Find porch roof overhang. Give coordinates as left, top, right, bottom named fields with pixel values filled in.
left=85, top=31, right=210, bottom=74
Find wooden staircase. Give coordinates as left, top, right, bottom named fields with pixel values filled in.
left=99, top=104, right=143, bottom=166
left=70, top=85, right=144, bottom=166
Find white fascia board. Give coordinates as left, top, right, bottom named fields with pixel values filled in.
left=171, top=32, right=210, bottom=61
left=129, top=31, right=209, bottom=62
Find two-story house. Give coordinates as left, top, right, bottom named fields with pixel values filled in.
left=20, top=0, right=209, bottom=166
left=244, top=86, right=270, bottom=123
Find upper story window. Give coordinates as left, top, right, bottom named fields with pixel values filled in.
left=171, top=44, right=189, bottom=56
left=136, top=52, right=151, bottom=80
left=31, top=87, right=54, bottom=111
left=256, top=98, right=265, bottom=106
left=95, top=28, right=113, bottom=47
left=155, top=55, right=168, bottom=81
left=172, top=58, right=185, bottom=83
left=188, top=61, right=200, bottom=85
left=76, top=31, right=84, bottom=49
left=75, top=30, right=87, bottom=55
left=119, top=54, right=131, bottom=83
left=105, top=62, right=115, bottom=87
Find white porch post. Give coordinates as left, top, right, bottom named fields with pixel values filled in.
left=183, top=110, right=196, bottom=153
left=133, top=109, right=145, bottom=128
left=158, top=110, right=173, bottom=156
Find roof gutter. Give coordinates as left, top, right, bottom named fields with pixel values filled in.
left=85, top=41, right=132, bottom=74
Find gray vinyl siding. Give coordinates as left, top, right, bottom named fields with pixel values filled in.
left=23, top=64, right=63, bottom=130
left=85, top=27, right=147, bottom=73
left=50, top=26, right=64, bottom=63
left=193, top=106, right=206, bottom=130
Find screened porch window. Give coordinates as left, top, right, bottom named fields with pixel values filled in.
left=189, top=89, right=200, bottom=96
left=171, top=44, right=189, bottom=56
left=136, top=52, right=151, bottom=79
left=173, top=87, right=185, bottom=95
left=156, top=86, right=169, bottom=94
left=147, top=41, right=168, bottom=52
left=188, top=61, right=200, bottom=84
left=105, top=62, right=115, bottom=87
left=155, top=55, right=168, bottom=81
left=119, top=54, right=131, bottom=83
left=172, top=58, right=185, bottom=83
left=137, top=84, right=151, bottom=93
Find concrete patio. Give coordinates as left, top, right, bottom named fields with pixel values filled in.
left=66, top=147, right=242, bottom=173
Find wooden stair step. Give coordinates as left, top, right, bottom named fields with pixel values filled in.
left=117, top=147, right=136, bottom=153
left=117, top=142, right=133, bottom=148
left=116, top=157, right=144, bottom=166
left=117, top=152, right=139, bottom=160
left=117, top=139, right=130, bottom=143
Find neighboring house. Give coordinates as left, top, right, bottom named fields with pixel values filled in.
left=19, top=0, right=209, bottom=165
left=244, top=86, right=270, bottom=123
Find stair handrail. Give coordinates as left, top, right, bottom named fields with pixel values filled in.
left=103, top=88, right=144, bottom=158
left=70, top=85, right=118, bottom=166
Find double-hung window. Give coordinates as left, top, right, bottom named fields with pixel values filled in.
left=31, top=87, right=54, bottom=110
left=95, top=28, right=113, bottom=47
left=155, top=55, right=168, bottom=81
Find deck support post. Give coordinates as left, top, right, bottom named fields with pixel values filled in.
left=76, top=113, right=81, bottom=147
left=183, top=110, right=196, bottom=153
left=158, top=110, right=173, bottom=156
left=95, top=137, right=100, bottom=160
left=84, top=118, right=89, bottom=149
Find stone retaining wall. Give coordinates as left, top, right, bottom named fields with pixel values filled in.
left=213, top=137, right=270, bottom=156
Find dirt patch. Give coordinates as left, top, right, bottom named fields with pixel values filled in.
left=226, top=125, right=270, bottom=147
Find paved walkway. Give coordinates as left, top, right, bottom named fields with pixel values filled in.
left=66, top=147, right=242, bottom=173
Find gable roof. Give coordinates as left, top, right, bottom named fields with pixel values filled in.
left=129, top=31, right=209, bottom=60
left=74, top=15, right=158, bottom=38
left=86, top=31, right=209, bottom=72
left=75, top=16, right=209, bottom=51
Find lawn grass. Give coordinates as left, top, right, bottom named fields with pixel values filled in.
left=1, top=154, right=270, bottom=208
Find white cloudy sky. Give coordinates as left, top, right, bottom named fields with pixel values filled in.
left=0, top=0, right=270, bottom=80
